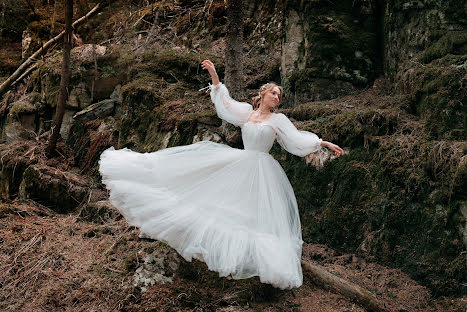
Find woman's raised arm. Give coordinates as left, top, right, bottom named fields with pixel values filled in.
left=201, top=60, right=252, bottom=127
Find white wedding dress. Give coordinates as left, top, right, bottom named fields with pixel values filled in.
left=99, top=83, right=322, bottom=289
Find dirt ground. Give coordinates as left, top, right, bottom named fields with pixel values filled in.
left=0, top=201, right=465, bottom=312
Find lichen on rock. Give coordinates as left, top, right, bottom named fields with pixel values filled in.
left=132, top=246, right=180, bottom=291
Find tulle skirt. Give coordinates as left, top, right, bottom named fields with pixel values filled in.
left=99, top=141, right=303, bottom=289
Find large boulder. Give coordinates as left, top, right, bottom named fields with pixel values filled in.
left=1, top=92, right=41, bottom=143
left=0, top=151, right=31, bottom=201
left=73, top=99, right=116, bottom=123
left=19, top=164, right=89, bottom=213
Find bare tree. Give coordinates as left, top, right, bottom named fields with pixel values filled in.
left=224, top=0, right=244, bottom=100
left=46, top=0, right=73, bottom=157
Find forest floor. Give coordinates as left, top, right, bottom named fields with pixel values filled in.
left=0, top=200, right=465, bottom=312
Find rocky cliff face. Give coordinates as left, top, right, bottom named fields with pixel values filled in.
left=0, top=0, right=465, bottom=296
left=385, top=0, right=466, bottom=141
left=383, top=0, right=466, bottom=77
left=281, top=0, right=382, bottom=105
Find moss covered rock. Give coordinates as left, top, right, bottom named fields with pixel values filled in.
left=395, top=55, right=466, bottom=140
left=78, top=200, right=123, bottom=224
left=384, top=0, right=467, bottom=77
left=19, top=164, right=89, bottom=213
left=118, top=49, right=219, bottom=151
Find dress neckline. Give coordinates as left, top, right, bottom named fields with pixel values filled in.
left=243, top=116, right=277, bottom=137
left=246, top=111, right=275, bottom=125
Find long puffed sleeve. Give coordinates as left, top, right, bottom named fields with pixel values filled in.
left=273, top=113, right=322, bottom=157
left=210, top=82, right=253, bottom=127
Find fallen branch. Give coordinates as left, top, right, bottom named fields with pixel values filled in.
left=301, top=260, right=388, bottom=312
left=11, top=63, right=37, bottom=88
left=0, top=3, right=104, bottom=98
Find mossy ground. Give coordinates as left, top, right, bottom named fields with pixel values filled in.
left=274, top=81, right=466, bottom=295
left=395, top=54, right=466, bottom=140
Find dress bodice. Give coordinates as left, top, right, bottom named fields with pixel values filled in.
left=210, top=83, right=322, bottom=157
left=242, top=122, right=276, bottom=153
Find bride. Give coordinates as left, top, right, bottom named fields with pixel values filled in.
left=99, top=59, right=343, bottom=289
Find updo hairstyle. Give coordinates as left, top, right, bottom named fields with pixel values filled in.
left=251, top=83, right=283, bottom=110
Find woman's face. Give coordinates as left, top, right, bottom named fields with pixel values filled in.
left=261, top=86, right=281, bottom=109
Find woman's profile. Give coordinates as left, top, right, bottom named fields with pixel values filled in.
left=99, top=59, right=343, bottom=289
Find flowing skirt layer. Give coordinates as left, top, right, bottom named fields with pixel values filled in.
left=99, top=141, right=303, bottom=289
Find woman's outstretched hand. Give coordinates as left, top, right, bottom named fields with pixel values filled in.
left=201, top=59, right=220, bottom=85
left=321, top=141, right=344, bottom=157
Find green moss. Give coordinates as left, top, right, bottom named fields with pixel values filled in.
left=400, top=55, right=467, bottom=140
left=271, top=108, right=466, bottom=295
left=297, top=4, right=379, bottom=86
left=286, top=102, right=344, bottom=121
left=119, top=75, right=166, bottom=148
left=9, top=92, right=40, bottom=119
left=166, top=111, right=216, bottom=148
left=116, top=50, right=223, bottom=151
left=421, top=31, right=467, bottom=64
left=301, top=107, right=399, bottom=148
left=123, top=253, right=138, bottom=273
left=129, top=49, right=219, bottom=86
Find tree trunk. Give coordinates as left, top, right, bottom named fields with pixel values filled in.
left=225, top=0, right=244, bottom=100
left=46, top=0, right=73, bottom=157
left=222, top=0, right=244, bottom=145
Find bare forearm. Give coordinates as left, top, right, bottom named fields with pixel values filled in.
left=210, top=72, right=220, bottom=85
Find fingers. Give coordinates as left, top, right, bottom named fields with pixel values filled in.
left=336, top=147, right=344, bottom=157
left=331, top=144, right=344, bottom=157
left=202, top=59, right=213, bottom=66
left=202, top=61, right=214, bottom=67
left=201, top=60, right=215, bottom=70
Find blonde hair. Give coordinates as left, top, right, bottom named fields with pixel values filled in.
left=251, top=83, right=283, bottom=110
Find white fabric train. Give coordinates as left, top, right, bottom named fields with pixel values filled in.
left=99, top=83, right=322, bottom=289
